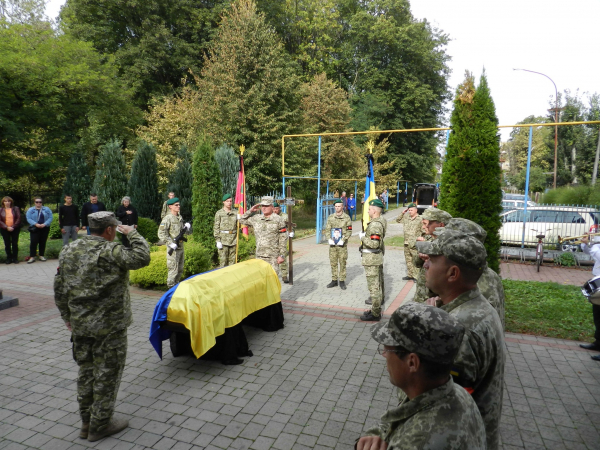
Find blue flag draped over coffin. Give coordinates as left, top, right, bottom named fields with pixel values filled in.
left=150, top=259, right=281, bottom=359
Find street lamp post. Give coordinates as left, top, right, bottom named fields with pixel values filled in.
left=513, top=69, right=559, bottom=189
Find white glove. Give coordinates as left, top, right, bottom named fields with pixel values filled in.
left=359, top=232, right=366, bottom=239
left=237, top=214, right=241, bottom=220
left=216, top=242, right=223, bottom=250
left=168, top=243, right=178, bottom=251
left=184, top=222, right=191, bottom=230
left=328, top=239, right=335, bottom=245
left=337, top=240, right=344, bottom=247
left=288, top=231, right=294, bottom=238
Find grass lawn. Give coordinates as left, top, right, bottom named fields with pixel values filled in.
left=0, top=230, right=63, bottom=263
left=385, top=236, right=405, bottom=247
left=503, top=279, right=595, bottom=342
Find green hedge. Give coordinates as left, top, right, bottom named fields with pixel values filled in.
left=541, top=185, right=600, bottom=206
left=49, top=213, right=62, bottom=239
left=136, top=217, right=159, bottom=244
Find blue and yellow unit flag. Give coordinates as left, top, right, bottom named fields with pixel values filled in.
left=362, top=140, right=376, bottom=229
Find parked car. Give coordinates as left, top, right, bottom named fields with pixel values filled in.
left=411, top=183, right=439, bottom=215
left=500, top=206, right=600, bottom=249
left=502, top=199, right=536, bottom=213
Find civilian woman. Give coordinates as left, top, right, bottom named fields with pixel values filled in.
left=26, top=197, right=53, bottom=263
left=116, top=196, right=138, bottom=246
left=0, top=196, right=22, bottom=264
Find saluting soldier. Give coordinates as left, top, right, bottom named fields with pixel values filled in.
left=54, top=212, right=151, bottom=442
left=324, top=199, right=352, bottom=290
left=239, top=196, right=289, bottom=275
left=273, top=202, right=294, bottom=283
left=396, top=202, right=424, bottom=280
left=213, top=194, right=238, bottom=268
left=158, top=197, right=191, bottom=288
left=360, top=199, right=387, bottom=322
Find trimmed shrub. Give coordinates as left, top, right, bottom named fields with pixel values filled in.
left=237, top=234, right=256, bottom=262
left=49, top=213, right=62, bottom=239
left=136, top=217, right=159, bottom=244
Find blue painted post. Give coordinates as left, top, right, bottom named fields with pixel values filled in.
left=326, top=180, right=329, bottom=198
left=397, top=181, right=399, bottom=208
left=316, top=136, right=322, bottom=244
left=405, top=182, right=408, bottom=205
left=521, top=126, right=533, bottom=248
left=354, top=181, right=358, bottom=221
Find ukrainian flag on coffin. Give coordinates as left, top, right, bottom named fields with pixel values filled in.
left=149, top=259, right=281, bottom=359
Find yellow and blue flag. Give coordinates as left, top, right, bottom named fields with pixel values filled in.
left=362, top=153, right=376, bottom=229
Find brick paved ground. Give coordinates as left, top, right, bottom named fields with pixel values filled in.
left=500, top=261, right=592, bottom=286
left=1, top=209, right=600, bottom=449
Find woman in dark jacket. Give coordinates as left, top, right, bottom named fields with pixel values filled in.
left=116, top=196, right=138, bottom=246
left=0, top=196, right=22, bottom=263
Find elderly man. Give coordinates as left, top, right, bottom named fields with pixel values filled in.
left=158, top=198, right=192, bottom=288
left=357, top=303, right=486, bottom=450
left=417, top=230, right=505, bottom=449
left=324, top=199, right=352, bottom=290
left=412, top=207, right=452, bottom=303
left=54, top=212, right=151, bottom=442
left=213, top=193, right=238, bottom=268
left=396, top=202, right=423, bottom=280
left=360, top=199, right=387, bottom=321
left=239, top=196, right=289, bottom=275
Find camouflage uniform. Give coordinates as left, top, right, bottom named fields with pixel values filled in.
left=213, top=208, right=238, bottom=267
left=324, top=211, right=352, bottom=281
left=277, top=212, right=290, bottom=278
left=239, top=206, right=287, bottom=275
left=363, top=303, right=486, bottom=450
left=396, top=210, right=424, bottom=278
left=160, top=201, right=169, bottom=220
left=54, top=212, right=150, bottom=435
left=361, top=216, right=387, bottom=317
left=158, top=212, right=191, bottom=288
left=416, top=231, right=505, bottom=450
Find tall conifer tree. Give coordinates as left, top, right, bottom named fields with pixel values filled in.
left=63, top=151, right=92, bottom=208
left=167, top=146, right=193, bottom=220
left=129, top=141, right=161, bottom=221
left=440, top=72, right=503, bottom=273
left=92, top=139, right=128, bottom=212
left=214, top=144, right=239, bottom=199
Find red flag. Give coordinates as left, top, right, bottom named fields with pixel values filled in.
left=235, top=154, right=248, bottom=238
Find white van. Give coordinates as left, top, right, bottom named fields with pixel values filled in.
left=500, top=206, right=600, bottom=248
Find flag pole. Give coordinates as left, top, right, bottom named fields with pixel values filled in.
left=235, top=145, right=245, bottom=264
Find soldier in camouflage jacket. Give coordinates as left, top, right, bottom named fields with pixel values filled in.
left=273, top=202, right=295, bottom=283
left=360, top=199, right=387, bottom=321
left=324, top=199, right=352, bottom=290
left=158, top=198, right=192, bottom=288
left=214, top=194, right=238, bottom=268
left=54, top=212, right=150, bottom=441
left=396, top=203, right=424, bottom=280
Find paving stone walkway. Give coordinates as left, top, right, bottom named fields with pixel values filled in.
left=1, top=209, right=600, bottom=449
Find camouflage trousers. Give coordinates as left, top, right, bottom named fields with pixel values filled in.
left=412, top=266, right=433, bottom=303
left=218, top=245, right=236, bottom=268
left=329, top=245, right=348, bottom=281
left=167, top=248, right=185, bottom=288
left=72, top=328, right=127, bottom=433
left=258, top=255, right=280, bottom=276
left=404, top=245, right=418, bottom=278
left=365, top=264, right=384, bottom=317
left=279, top=256, right=288, bottom=278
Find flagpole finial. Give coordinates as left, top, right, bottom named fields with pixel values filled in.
left=367, top=140, right=374, bottom=154
left=239, top=145, right=245, bottom=155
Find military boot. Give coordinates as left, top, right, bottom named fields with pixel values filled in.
left=339, top=281, right=346, bottom=290
left=87, top=416, right=129, bottom=442
left=359, top=310, right=381, bottom=322
left=283, top=276, right=289, bottom=283
left=79, top=422, right=89, bottom=439
left=326, top=280, right=338, bottom=288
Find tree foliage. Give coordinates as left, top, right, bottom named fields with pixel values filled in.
left=215, top=144, right=239, bottom=198
left=92, top=139, right=129, bottom=212
left=62, top=151, right=92, bottom=208
left=502, top=116, right=551, bottom=179
left=128, top=141, right=161, bottom=221
left=192, top=137, right=222, bottom=253
left=440, top=71, right=503, bottom=273
left=167, top=145, right=194, bottom=220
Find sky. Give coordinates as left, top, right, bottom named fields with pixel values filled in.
left=45, top=0, right=599, bottom=142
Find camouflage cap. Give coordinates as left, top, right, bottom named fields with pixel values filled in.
left=416, top=229, right=487, bottom=271
left=434, top=218, right=487, bottom=243
left=421, top=207, right=452, bottom=224
left=88, top=211, right=120, bottom=228
left=406, top=203, right=417, bottom=208
left=369, top=199, right=384, bottom=208
left=370, top=303, right=465, bottom=364
left=260, top=196, right=274, bottom=206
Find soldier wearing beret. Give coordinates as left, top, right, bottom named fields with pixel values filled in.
left=54, top=212, right=151, bottom=442
left=239, top=196, right=289, bottom=275
left=396, top=202, right=424, bottom=280
left=357, top=303, right=486, bottom=450
left=360, top=199, right=387, bottom=321
left=213, top=193, right=238, bottom=268
left=158, top=198, right=192, bottom=288
left=412, top=207, right=452, bottom=303
left=324, top=199, right=352, bottom=290
left=273, top=202, right=294, bottom=283
left=417, top=230, right=505, bottom=449
left=161, top=192, right=175, bottom=220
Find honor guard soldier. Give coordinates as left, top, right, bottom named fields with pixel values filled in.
left=273, top=202, right=294, bottom=283
left=324, top=199, right=352, bottom=290
left=360, top=199, right=387, bottom=321
left=239, top=196, right=289, bottom=275
left=214, top=193, right=238, bottom=267
left=158, top=197, right=191, bottom=288
left=396, top=202, right=424, bottom=280
left=357, top=303, right=486, bottom=450
left=54, top=212, right=151, bottom=442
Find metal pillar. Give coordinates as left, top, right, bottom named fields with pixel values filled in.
left=316, top=136, right=322, bottom=244
left=354, top=181, right=358, bottom=221
left=521, top=126, right=533, bottom=248
left=282, top=176, right=286, bottom=213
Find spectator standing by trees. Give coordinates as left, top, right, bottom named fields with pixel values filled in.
left=1, top=196, right=21, bottom=264
left=26, top=197, right=53, bottom=263
left=81, top=194, right=106, bottom=235
left=116, top=196, right=138, bottom=247
left=59, top=195, right=80, bottom=246
left=347, top=193, right=356, bottom=220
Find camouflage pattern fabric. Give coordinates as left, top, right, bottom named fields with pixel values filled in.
left=54, top=230, right=151, bottom=336
left=403, top=246, right=419, bottom=279
left=158, top=212, right=191, bottom=287
left=478, top=268, right=505, bottom=328
left=160, top=201, right=169, bottom=220
left=218, top=246, right=236, bottom=268
left=239, top=211, right=287, bottom=272
left=396, top=211, right=424, bottom=248
left=416, top=230, right=487, bottom=271
left=362, top=217, right=387, bottom=317
left=73, top=329, right=127, bottom=433
left=278, top=212, right=290, bottom=277
left=213, top=208, right=238, bottom=247
left=167, top=249, right=185, bottom=288
left=324, top=212, right=352, bottom=281
left=363, top=379, right=486, bottom=450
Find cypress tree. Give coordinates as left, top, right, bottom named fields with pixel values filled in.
left=167, top=145, right=193, bottom=220
left=214, top=144, right=239, bottom=199
left=440, top=72, right=503, bottom=273
left=63, top=151, right=92, bottom=208
left=92, top=139, right=128, bottom=212
left=192, top=137, right=223, bottom=252
left=129, top=141, right=161, bottom=221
